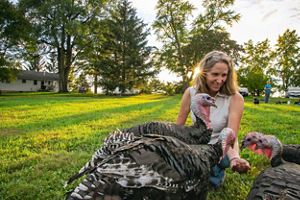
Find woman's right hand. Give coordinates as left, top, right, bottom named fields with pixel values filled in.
left=230, top=157, right=251, bottom=174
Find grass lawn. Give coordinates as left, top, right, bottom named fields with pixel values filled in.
left=0, top=92, right=299, bottom=200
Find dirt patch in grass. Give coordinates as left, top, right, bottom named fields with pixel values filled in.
left=0, top=128, right=22, bottom=136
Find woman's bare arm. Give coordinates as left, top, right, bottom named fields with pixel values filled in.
left=227, top=92, right=250, bottom=173
left=176, top=88, right=191, bottom=125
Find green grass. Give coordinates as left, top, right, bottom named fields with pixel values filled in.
left=0, top=93, right=299, bottom=200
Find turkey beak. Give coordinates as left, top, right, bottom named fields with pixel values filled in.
left=255, top=142, right=264, bottom=150
left=240, top=138, right=249, bottom=150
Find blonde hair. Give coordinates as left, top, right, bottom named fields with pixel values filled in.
left=193, top=51, right=238, bottom=95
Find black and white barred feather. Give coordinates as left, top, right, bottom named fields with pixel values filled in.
left=65, top=93, right=215, bottom=186
left=65, top=130, right=139, bottom=186
left=66, top=129, right=234, bottom=200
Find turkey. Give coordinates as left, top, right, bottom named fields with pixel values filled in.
left=241, top=132, right=300, bottom=200
left=66, top=128, right=236, bottom=200
left=123, top=92, right=216, bottom=144
left=65, top=93, right=216, bottom=186
left=241, top=132, right=300, bottom=165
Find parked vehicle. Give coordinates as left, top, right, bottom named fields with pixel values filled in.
left=285, top=87, right=300, bottom=98
left=239, top=87, right=249, bottom=97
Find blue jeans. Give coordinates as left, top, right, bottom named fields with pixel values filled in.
left=209, top=156, right=230, bottom=188
left=265, top=90, right=271, bottom=103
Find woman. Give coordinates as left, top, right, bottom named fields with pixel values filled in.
left=176, top=51, right=250, bottom=187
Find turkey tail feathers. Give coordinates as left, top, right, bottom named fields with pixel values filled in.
left=65, top=131, right=138, bottom=186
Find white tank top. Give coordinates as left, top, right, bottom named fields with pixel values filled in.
left=189, top=87, right=232, bottom=144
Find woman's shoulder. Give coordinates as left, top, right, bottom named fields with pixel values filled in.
left=188, top=86, right=196, bottom=91
left=229, top=92, right=244, bottom=105
left=185, top=87, right=196, bottom=97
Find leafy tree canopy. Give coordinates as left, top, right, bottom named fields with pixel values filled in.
left=273, top=29, right=300, bottom=90
left=238, top=39, right=273, bottom=96
left=97, top=0, right=156, bottom=94
left=153, top=0, right=241, bottom=92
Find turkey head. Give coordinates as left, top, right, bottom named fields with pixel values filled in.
left=191, top=93, right=216, bottom=129
left=241, top=132, right=283, bottom=167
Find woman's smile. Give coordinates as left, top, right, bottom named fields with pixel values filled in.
left=206, top=62, right=228, bottom=94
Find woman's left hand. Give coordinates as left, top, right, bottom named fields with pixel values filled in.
left=230, top=158, right=251, bottom=174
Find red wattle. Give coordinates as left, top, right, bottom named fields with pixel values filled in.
left=264, top=148, right=272, bottom=158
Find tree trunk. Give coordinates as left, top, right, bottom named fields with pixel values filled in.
left=57, top=47, right=69, bottom=93
left=57, top=33, right=73, bottom=93
left=57, top=47, right=64, bottom=92
left=94, top=74, right=98, bottom=94
left=64, top=34, right=72, bottom=93
left=62, top=67, right=69, bottom=92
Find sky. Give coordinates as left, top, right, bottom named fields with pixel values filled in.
left=130, top=0, right=300, bottom=82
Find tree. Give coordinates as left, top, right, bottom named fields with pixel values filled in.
left=0, top=0, right=31, bottom=51
left=184, top=29, right=242, bottom=68
left=188, top=0, right=242, bottom=71
left=19, top=42, right=51, bottom=72
left=139, top=78, right=164, bottom=94
left=97, top=0, right=156, bottom=94
left=78, top=17, right=112, bottom=94
left=273, top=29, right=300, bottom=90
left=0, top=65, right=18, bottom=83
left=153, top=0, right=241, bottom=91
left=193, top=0, right=240, bottom=32
left=238, top=40, right=273, bottom=96
left=153, top=0, right=194, bottom=90
left=0, top=0, right=31, bottom=77
left=18, top=0, right=109, bottom=92
left=74, top=72, right=90, bottom=93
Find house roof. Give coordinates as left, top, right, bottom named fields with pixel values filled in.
left=17, top=70, right=59, bottom=81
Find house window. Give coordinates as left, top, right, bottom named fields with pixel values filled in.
left=48, top=81, right=51, bottom=85
left=22, top=79, right=26, bottom=83
left=34, top=80, right=38, bottom=85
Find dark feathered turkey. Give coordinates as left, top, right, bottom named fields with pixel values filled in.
left=241, top=132, right=300, bottom=200
left=241, top=132, right=300, bottom=165
left=65, top=93, right=216, bottom=186
left=123, top=92, right=217, bottom=145
left=282, top=144, right=300, bottom=165
left=66, top=128, right=236, bottom=200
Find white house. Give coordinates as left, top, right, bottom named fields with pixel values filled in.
left=0, top=70, right=59, bottom=92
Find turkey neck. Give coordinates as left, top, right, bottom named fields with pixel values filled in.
left=269, top=137, right=284, bottom=167
left=198, top=106, right=211, bottom=129
left=271, top=154, right=284, bottom=167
